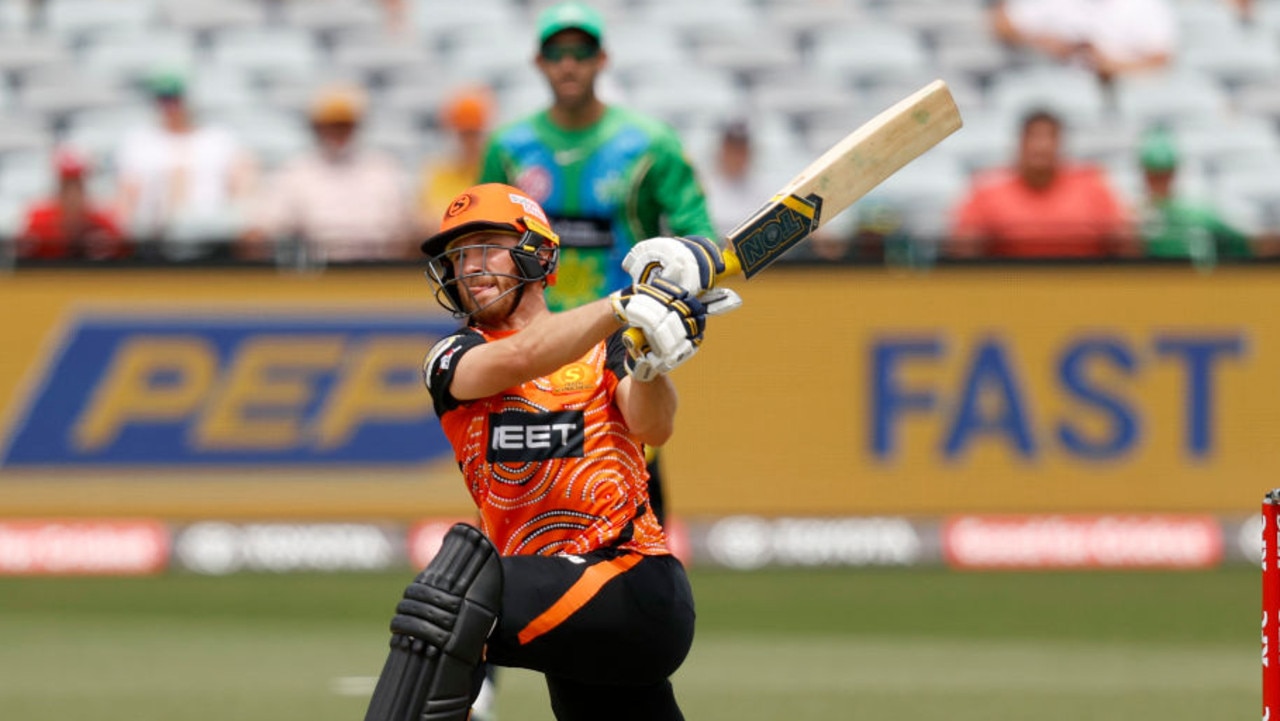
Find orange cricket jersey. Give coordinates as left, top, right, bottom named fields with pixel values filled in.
left=423, top=327, right=669, bottom=557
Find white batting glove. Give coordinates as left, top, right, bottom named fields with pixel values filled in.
left=626, top=349, right=679, bottom=382
left=622, top=235, right=726, bottom=296
left=610, top=278, right=708, bottom=371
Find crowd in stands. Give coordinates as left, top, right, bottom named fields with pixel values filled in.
left=2, top=0, right=1278, bottom=267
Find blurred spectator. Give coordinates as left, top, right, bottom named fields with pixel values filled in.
left=701, top=120, right=771, bottom=238
left=381, top=0, right=409, bottom=38
left=17, top=148, right=129, bottom=260
left=948, top=108, right=1134, bottom=259
left=114, top=70, right=258, bottom=256
left=417, top=86, right=494, bottom=235
left=242, top=84, right=417, bottom=263
left=1134, top=127, right=1253, bottom=263
left=1228, top=0, right=1255, bottom=23
left=990, top=0, right=1176, bottom=82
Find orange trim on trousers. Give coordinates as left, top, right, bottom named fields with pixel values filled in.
left=517, top=553, right=645, bottom=645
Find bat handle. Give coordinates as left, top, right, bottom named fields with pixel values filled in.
left=720, top=247, right=742, bottom=278
left=621, top=245, right=742, bottom=361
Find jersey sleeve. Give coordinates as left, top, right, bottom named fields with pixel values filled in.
left=604, top=329, right=630, bottom=381
left=647, top=128, right=717, bottom=239
left=422, top=329, right=487, bottom=416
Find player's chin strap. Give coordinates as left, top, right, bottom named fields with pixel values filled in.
left=364, top=523, right=503, bottom=721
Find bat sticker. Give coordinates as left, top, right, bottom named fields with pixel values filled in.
left=732, top=193, right=824, bottom=278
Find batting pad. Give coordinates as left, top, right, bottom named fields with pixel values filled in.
left=364, top=523, right=503, bottom=721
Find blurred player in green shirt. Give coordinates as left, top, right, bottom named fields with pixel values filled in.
left=478, top=1, right=716, bottom=314
left=1136, top=128, right=1253, bottom=264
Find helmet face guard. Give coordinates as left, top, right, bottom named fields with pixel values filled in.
left=420, top=184, right=561, bottom=319
left=424, top=228, right=560, bottom=319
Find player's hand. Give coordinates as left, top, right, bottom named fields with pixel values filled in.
left=626, top=348, right=677, bottom=383
left=622, top=235, right=725, bottom=295
left=610, top=278, right=707, bottom=373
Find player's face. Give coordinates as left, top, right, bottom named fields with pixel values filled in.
left=447, top=232, right=523, bottom=323
left=536, top=30, right=605, bottom=109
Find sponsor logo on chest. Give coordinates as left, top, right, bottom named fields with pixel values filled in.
left=486, top=410, right=585, bottom=463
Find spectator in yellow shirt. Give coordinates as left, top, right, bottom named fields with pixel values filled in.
left=418, top=86, right=495, bottom=235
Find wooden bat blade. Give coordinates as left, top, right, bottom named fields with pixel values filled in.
left=725, top=78, right=963, bottom=278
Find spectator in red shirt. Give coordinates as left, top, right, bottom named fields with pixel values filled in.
left=18, top=149, right=129, bottom=260
left=947, top=109, right=1135, bottom=259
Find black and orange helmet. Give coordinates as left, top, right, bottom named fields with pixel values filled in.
left=421, top=183, right=560, bottom=286
left=421, top=184, right=561, bottom=318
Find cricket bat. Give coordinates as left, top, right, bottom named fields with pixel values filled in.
left=625, top=79, right=962, bottom=350
left=720, top=78, right=963, bottom=278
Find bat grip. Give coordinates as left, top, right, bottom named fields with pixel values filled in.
left=621, top=246, right=741, bottom=360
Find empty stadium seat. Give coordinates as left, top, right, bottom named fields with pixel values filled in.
left=0, top=149, right=55, bottom=204
left=0, top=33, right=68, bottom=77
left=1114, top=70, right=1233, bottom=128
left=78, top=30, right=197, bottom=86
left=750, top=69, right=862, bottom=129
left=989, top=65, right=1110, bottom=128
left=445, top=25, right=538, bottom=87
left=0, top=120, right=53, bottom=158
left=204, top=107, right=310, bottom=169
left=20, top=67, right=133, bottom=122
left=1174, top=116, right=1280, bottom=175
left=632, top=0, right=760, bottom=46
left=942, top=108, right=1017, bottom=173
left=1234, top=78, right=1280, bottom=123
left=695, top=31, right=802, bottom=83
left=360, top=112, right=426, bottom=160
left=209, top=28, right=325, bottom=85
left=331, top=34, right=435, bottom=86
left=809, top=23, right=931, bottom=89
left=628, top=67, right=747, bottom=131
left=185, top=67, right=261, bottom=114
left=1173, top=0, right=1244, bottom=47
left=756, top=0, right=866, bottom=37
left=157, top=0, right=265, bottom=39
left=279, top=0, right=384, bottom=41
left=1177, top=26, right=1280, bottom=87
left=63, top=105, right=156, bottom=169
left=412, top=0, right=516, bottom=50
left=45, top=0, right=157, bottom=40
left=1213, top=162, right=1280, bottom=233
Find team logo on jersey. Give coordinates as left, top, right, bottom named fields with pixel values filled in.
left=487, top=410, right=585, bottom=463
left=547, top=362, right=597, bottom=394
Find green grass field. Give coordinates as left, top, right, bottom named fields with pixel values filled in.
left=0, top=566, right=1259, bottom=720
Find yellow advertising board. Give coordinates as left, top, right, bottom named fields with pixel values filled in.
left=0, top=265, right=1275, bottom=518
left=667, top=265, right=1277, bottom=515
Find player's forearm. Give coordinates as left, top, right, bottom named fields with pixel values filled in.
left=494, top=299, right=623, bottom=383
left=618, top=374, right=677, bottom=446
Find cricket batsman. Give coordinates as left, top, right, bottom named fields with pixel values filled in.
left=363, top=183, right=738, bottom=721
left=479, top=1, right=718, bottom=524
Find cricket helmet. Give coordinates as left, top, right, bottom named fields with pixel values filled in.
left=421, top=183, right=561, bottom=318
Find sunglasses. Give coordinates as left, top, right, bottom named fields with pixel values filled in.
left=540, top=43, right=599, bottom=62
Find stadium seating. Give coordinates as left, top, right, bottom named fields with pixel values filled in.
left=0, top=0, right=1278, bottom=247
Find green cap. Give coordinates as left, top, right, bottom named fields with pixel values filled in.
left=1139, top=129, right=1179, bottom=171
left=536, top=2, right=605, bottom=46
left=146, top=69, right=186, bottom=98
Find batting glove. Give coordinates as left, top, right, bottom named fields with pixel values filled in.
left=610, top=278, right=708, bottom=375
left=622, top=235, right=726, bottom=296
